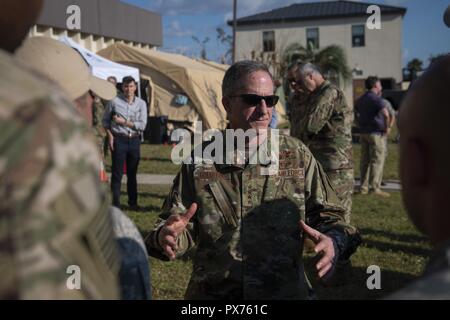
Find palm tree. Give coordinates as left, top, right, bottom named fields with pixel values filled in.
left=406, top=58, right=423, bottom=81
left=216, top=27, right=232, bottom=64
left=192, top=36, right=210, bottom=60
left=282, top=42, right=351, bottom=86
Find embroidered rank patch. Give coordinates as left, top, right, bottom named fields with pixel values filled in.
left=194, top=170, right=224, bottom=180
left=278, top=168, right=305, bottom=178
left=279, top=150, right=296, bottom=159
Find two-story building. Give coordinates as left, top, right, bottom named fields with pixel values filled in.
left=30, top=0, right=162, bottom=53
left=230, top=0, right=406, bottom=106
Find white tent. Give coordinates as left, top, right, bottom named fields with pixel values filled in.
left=58, top=36, right=140, bottom=83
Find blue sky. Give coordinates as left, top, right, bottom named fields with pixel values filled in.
left=122, top=0, right=450, bottom=67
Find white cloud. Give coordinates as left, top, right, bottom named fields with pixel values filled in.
left=223, top=12, right=233, bottom=24
left=382, top=0, right=411, bottom=6
left=162, top=45, right=192, bottom=55
left=165, top=20, right=193, bottom=37
left=131, top=0, right=307, bottom=17
left=128, top=0, right=410, bottom=17
left=403, top=48, right=410, bottom=60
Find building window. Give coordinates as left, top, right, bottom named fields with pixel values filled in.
left=352, top=25, right=365, bottom=47
left=263, top=31, right=275, bottom=52
left=306, top=28, right=319, bottom=49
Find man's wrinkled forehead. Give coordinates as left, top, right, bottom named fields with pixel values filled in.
left=239, top=71, right=273, bottom=91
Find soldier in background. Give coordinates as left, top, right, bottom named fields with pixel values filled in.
left=293, top=63, right=354, bottom=223
left=97, top=76, right=119, bottom=158
left=145, top=60, right=360, bottom=299
left=285, top=63, right=301, bottom=123
left=0, top=0, right=120, bottom=299
left=108, top=76, right=118, bottom=87
left=389, top=56, right=450, bottom=299
left=93, top=94, right=109, bottom=158
left=287, top=63, right=310, bottom=140
left=380, top=98, right=396, bottom=186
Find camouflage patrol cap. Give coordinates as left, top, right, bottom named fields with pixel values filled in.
left=15, top=36, right=115, bottom=100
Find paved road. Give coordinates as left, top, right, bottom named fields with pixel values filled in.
left=107, top=173, right=175, bottom=185
left=108, top=173, right=401, bottom=191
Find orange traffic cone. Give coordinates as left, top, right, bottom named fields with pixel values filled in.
left=123, top=161, right=127, bottom=175
left=100, top=160, right=108, bottom=183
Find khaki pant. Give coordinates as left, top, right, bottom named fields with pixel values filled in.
left=360, top=133, right=385, bottom=191
left=327, top=168, right=354, bottom=223
left=379, top=135, right=389, bottom=184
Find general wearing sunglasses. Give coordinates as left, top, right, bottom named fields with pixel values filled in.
left=230, top=94, right=279, bottom=107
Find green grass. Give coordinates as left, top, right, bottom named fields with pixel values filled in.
left=105, top=144, right=181, bottom=175
left=120, top=185, right=431, bottom=300
left=308, top=192, right=431, bottom=300
left=119, top=185, right=192, bottom=300
left=353, top=126, right=400, bottom=181
left=353, top=142, right=400, bottom=181
left=106, top=139, right=400, bottom=181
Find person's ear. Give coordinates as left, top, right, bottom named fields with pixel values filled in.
left=222, top=96, right=232, bottom=114
left=402, top=138, right=430, bottom=188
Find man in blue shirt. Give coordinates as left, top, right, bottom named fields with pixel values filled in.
left=355, top=76, right=390, bottom=197
left=103, top=76, right=148, bottom=209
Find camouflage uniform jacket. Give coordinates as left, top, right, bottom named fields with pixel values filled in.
left=289, top=91, right=309, bottom=139
left=389, top=240, right=450, bottom=300
left=0, top=50, right=119, bottom=299
left=92, top=98, right=107, bottom=158
left=146, top=132, right=358, bottom=299
left=298, top=81, right=353, bottom=172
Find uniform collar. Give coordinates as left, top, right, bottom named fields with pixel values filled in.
left=214, top=129, right=277, bottom=172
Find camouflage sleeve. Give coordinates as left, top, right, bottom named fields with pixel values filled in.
left=0, top=93, right=120, bottom=299
left=303, top=146, right=360, bottom=259
left=300, top=88, right=337, bottom=137
left=102, top=100, right=113, bottom=129
left=145, top=164, right=198, bottom=260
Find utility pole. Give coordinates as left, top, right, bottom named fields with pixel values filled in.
left=232, top=0, right=237, bottom=63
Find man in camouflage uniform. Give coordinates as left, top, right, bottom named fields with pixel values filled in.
left=283, top=63, right=298, bottom=124
left=0, top=0, right=119, bottom=299
left=146, top=61, right=360, bottom=299
left=293, top=63, right=354, bottom=223
left=389, top=56, right=450, bottom=299
left=286, top=63, right=309, bottom=140
left=15, top=37, right=152, bottom=300
left=93, top=96, right=108, bottom=158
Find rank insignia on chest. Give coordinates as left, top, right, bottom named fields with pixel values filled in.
left=278, top=168, right=305, bottom=179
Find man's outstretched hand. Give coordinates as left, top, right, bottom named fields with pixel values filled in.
left=300, top=220, right=336, bottom=278
left=158, top=203, right=198, bottom=260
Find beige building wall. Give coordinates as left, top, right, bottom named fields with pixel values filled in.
left=29, top=25, right=154, bottom=53
left=235, top=14, right=403, bottom=106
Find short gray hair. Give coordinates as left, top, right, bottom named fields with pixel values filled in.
left=297, top=62, right=322, bottom=77
left=222, top=60, right=273, bottom=97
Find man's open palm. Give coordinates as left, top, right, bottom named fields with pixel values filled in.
left=158, top=203, right=198, bottom=260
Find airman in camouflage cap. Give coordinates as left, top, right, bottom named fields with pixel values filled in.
left=0, top=0, right=119, bottom=299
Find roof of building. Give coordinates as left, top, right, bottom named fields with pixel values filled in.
left=228, top=0, right=406, bottom=26
left=37, top=0, right=162, bottom=47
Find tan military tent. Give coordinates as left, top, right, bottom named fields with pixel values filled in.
left=98, top=43, right=228, bottom=130
left=197, top=59, right=230, bottom=72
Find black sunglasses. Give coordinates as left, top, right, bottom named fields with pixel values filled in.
left=230, top=94, right=279, bottom=107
